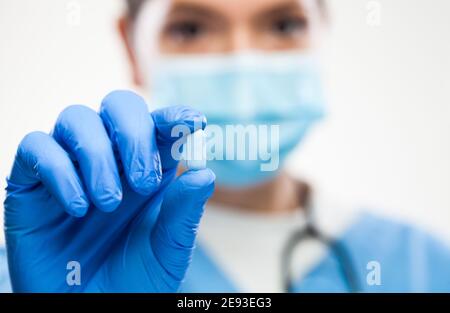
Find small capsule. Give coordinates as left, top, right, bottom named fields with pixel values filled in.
left=182, top=129, right=207, bottom=170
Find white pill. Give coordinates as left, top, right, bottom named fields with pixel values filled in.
left=182, top=129, right=207, bottom=170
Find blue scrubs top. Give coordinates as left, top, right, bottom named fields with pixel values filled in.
left=1, top=213, right=449, bottom=292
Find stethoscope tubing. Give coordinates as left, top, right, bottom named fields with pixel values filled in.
left=281, top=222, right=362, bottom=293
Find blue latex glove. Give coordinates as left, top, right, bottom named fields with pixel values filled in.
left=4, top=90, right=215, bottom=292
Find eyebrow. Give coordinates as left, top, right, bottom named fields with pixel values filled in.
left=166, top=3, right=226, bottom=23
left=255, top=1, right=308, bottom=19
left=163, top=0, right=309, bottom=27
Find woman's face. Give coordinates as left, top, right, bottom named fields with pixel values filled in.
left=122, top=0, right=325, bottom=85
left=119, top=0, right=328, bottom=187
left=156, top=0, right=323, bottom=54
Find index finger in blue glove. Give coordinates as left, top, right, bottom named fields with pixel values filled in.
left=6, top=131, right=90, bottom=217
left=151, top=105, right=206, bottom=172
left=100, top=90, right=161, bottom=196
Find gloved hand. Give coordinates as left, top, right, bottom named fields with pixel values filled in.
left=4, top=90, right=215, bottom=292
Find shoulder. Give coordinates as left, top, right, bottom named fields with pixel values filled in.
left=341, top=212, right=450, bottom=291
left=344, top=212, right=450, bottom=258
left=298, top=211, right=450, bottom=292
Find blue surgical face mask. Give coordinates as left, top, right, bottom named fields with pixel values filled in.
left=147, top=51, right=326, bottom=187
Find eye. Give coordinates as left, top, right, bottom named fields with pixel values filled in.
left=271, top=16, right=308, bottom=36
left=165, top=20, right=205, bottom=42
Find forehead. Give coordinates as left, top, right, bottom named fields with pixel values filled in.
left=165, top=0, right=317, bottom=18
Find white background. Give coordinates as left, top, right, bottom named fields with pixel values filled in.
left=0, top=0, right=449, bottom=245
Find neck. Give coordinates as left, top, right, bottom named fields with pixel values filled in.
left=209, top=172, right=309, bottom=214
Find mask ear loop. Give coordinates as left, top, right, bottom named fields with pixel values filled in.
left=131, top=0, right=171, bottom=90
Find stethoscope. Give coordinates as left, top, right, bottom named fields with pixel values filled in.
left=280, top=197, right=362, bottom=293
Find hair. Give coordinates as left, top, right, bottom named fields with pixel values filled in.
left=126, top=0, right=145, bottom=20
left=125, top=0, right=327, bottom=21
